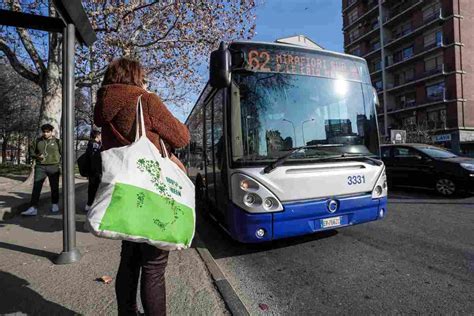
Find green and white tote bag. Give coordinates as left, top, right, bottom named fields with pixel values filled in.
left=86, top=96, right=195, bottom=250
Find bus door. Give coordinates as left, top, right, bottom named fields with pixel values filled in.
left=212, top=90, right=227, bottom=215
left=204, top=90, right=227, bottom=218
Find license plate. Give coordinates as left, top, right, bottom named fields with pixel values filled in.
left=321, top=216, right=341, bottom=228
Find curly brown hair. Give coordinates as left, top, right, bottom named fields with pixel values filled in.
left=102, top=57, right=145, bottom=88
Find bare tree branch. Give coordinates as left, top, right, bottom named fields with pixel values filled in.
left=0, top=39, right=40, bottom=84
left=11, top=0, right=47, bottom=74
left=135, top=15, right=180, bottom=48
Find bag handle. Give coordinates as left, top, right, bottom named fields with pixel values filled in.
left=133, top=94, right=169, bottom=159
left=159, top=139, right=169, bottom=158
left=134, top=95, right=147, bottom=142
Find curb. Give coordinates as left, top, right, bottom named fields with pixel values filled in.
left=194, top=233, right=250, bottom=316
left=1, top=182, right=88, bottom=220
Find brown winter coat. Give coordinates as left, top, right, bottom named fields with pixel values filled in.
left=94, top=84, right=190, bottom=168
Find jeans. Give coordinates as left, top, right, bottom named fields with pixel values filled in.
left=87, top=175, right=101, bottom=206
left=116, top=241, right=169, bottom=316
left=30, top=164, right=60, bottom=207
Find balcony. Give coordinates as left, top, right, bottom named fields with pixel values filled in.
left=385, top=9, right=443, bottom=49
left=385, top=41, right=445, bottom=70
left=346, top=25, right=380, bottom=47
left=343, top=0, right=358, bottom=13
left=383, top=0, right=423, bottom=26
left=385, top=65, right=446, bottom=93
left=343, top=3, right=378, bottom=31
left=378, top=90, right=454, bottom=116
left=363, top=46, right=381, bottom=59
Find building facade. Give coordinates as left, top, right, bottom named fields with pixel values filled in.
left=342, top=0, right=474, bottom=156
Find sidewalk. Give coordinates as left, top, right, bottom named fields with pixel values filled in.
left=0, top=180, right=229, bottom=315
left=0, top=174, right=88, bottom=220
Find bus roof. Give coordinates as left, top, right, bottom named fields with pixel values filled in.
left=229, top=40, right=367, bottom=64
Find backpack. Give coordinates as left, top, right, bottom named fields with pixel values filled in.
left=77, top=151, right=91, bottom=177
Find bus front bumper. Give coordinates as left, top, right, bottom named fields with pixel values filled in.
left=227, top=194, right=387, bottom=243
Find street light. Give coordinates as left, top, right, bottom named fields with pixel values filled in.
left=282, top=118, right=297, bottom=147
left=301, top=118, right=315, bottom=146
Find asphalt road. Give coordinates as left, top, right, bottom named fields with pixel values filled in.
left=198, top=188, right=474, bottom=315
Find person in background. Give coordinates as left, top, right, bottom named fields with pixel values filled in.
left=22, top=124, right=61, bottom=216
left=94, top=57, right=190, bottom=316
left=84, top=130, right=102, bottom=212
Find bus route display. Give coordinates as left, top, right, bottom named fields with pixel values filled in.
left=231, top=43, right=368, bottom=82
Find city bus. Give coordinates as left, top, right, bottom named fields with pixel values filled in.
left=180, top=40, right=387, bottom=243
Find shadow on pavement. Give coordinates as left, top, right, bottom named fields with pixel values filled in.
left=0, top=174, right=28, bottom=182
left=0, top=271, right=77, bottom=315
left=0, top=213, right=89, bottom=234
left=0, top=241, right=57, bottom=262
left=388, top=187, right=474, bottom=205
left=197, top=212, right=338, bottom=260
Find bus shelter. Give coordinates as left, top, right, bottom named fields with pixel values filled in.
left=0, top=0, right=97, bottom=264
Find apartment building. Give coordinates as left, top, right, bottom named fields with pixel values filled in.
left=342, top=0, right=474, bottom=155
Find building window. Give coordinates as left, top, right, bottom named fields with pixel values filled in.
left=374, top=80, right=383, bottom=91
left=347, top=0, right=357, bottom=9
left=402, top=116, right=416, bottom=129
left=375, top=60, right=381, bottom=71
left=351, top=46, right=362, bottom=56
left=394, top=21, right=412, bottom=38
left=426, top=81, right=445, bottom=101
left=348, top=8, right=359, bottom=24
left=424, top=54, right=443, bottom=72
left=371, top=18, right=379, bottom=30
left=402, top=46, right=414, bottom=60
left=423, top=2, right=441, bottom=22
left=371, top=39, right=381, bottom=50
left=424, top=30, right=443, bottom=48
left=403, top=68, right=415, bottom=82
left=396, top=92, right=416, bottom=108
left=349, top=28, right=360, bottom=42
left=427, top=109, right=447, bottom=129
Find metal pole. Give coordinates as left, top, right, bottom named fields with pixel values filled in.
left=301, top=119, right=314, bottom=146
left=283, top=119, right=296, bottom=147
left=55, top=23, right=81, bottom=265
left=378, top=0, right=388, bottom=138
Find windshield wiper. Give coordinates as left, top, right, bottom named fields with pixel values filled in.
left=315, top=153, right=383, bottom=166
left=263, top=144, right=344, bottom=174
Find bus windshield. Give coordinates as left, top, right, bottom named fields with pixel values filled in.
left=231, top=72, right=379, bottom=164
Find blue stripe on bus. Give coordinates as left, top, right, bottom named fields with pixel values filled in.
left=227, top=195, right=387, bottom=243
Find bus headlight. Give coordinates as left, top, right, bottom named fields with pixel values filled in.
left=263, top=198, right=274, bottom=210
left=231, top=173, right=283, bottom=213
left=243, top=193, right=258, bottom=206
left=372, top=167, right=388, bottom=199
left=373, top=185, right=383, bottom=197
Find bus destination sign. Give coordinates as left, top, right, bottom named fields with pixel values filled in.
left=236, top=45, right=365, bottom=82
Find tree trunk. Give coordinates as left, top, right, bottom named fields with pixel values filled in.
left=17, top=134, right=21, bottom=165
left=39, top=6, right=62, bottom=135
left=1, top=135, right=8, bottom=164
left=40, top=64, right=62, bottom=134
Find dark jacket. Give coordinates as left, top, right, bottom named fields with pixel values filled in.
left=93, top=84, right=190, bottom=153
left=29, top=137, right=61, bottom=165
left=85, top=140, right=102, bottom=176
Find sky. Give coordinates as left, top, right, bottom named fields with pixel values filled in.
left=253, top=0, right=343, bottom=53
left=177, top=0, right=344, bottom=121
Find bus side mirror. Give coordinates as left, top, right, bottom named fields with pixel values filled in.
left=373, top=87, right=380, bottom=107
left=210, top=42, right=231, bottom=89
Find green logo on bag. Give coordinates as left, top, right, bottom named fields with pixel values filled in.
left=137, top=192, right=145, bottom=208
left=136, top=158, right=185, bottom=230
left=166, top=177, right=182, bottom=196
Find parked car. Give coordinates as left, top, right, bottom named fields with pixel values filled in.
left=381, top=144, right=474, bottom=196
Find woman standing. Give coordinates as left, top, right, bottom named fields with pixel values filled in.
left=94, top=57, right=190, bottom=315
